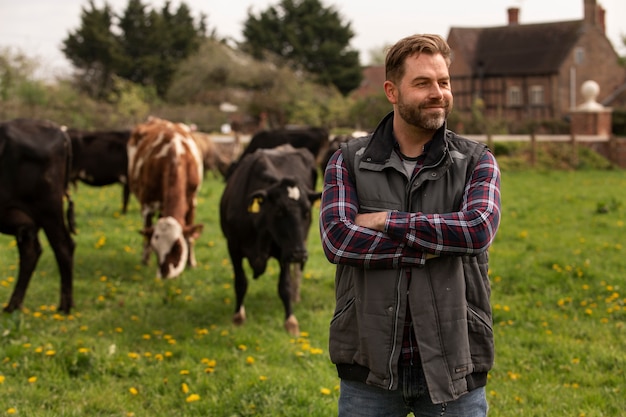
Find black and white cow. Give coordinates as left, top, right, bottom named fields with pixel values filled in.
left=67, top=128, right=131, bottom=213
left=0, top=118, right=76, bottom=313
left=220, top=145, right=321, bottom=336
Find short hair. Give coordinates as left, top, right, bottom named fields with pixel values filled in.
left=385, top=34, right=451, bottom=84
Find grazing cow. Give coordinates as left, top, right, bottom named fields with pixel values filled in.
left=226, top=127, right=329, bottom=180
left=190, top=131, right=236, bottom=178
left=319, top=131, right=368, bottom=172
left=127, top=117, right=204, bottom=279
left=67, top=129, right=131, bottom=213
left=220, top=144, right=321, bottom=336
left=0, top=118, right=76, bottom=313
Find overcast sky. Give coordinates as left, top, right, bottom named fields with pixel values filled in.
left=1, top=0, right=624, bottom=79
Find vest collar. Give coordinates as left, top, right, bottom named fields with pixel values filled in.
left=362, top=111, right=448, bottom=167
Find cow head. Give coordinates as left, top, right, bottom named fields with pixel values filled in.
left=141, top=216, right=203, bottom=279
left=247, top=177, right=321, bottom=264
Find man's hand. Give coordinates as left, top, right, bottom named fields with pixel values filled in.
left=355, top=212, right=388, bottom=232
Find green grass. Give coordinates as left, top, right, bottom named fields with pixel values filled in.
left=1, top=169, right=625, bottom=416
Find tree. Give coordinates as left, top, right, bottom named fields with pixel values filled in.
left=241, top=0, right=362, bottom=96
left=62, top=0, right=206, bottom=98
left=62, top=0, right=122, bottom=98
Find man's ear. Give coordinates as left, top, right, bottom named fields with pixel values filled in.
left=383, top=80, right=397, bottom=104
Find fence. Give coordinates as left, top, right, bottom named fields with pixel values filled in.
left=465, top=134, right=626, bottom=168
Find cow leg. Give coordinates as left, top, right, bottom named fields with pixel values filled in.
left=230, top=248, right=248, bottom=326
left=42, top=219, right=76, bottom=314
left=289, top=262, right=303, bottom=303
left=141, top=211, right=154, bottom=265
left=121, top=183, right=130, bottom=214
left=186, top=236, right=197, bottom=268
left=4, top=226, right=42, bottom=313
left=278, top=263, right=299, bottom=336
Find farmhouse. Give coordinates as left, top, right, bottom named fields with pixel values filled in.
left=447, top=0, right=626, bottom=128
left=351, top=0, right=626, bottom=132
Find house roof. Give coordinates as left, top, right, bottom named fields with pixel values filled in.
left=449, top=20, right=585, bottom=76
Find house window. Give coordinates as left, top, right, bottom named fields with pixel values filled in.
left=508, top=86, right=522, bottom=106
left=529, top=85, right=544, bottom=105
left=574, top=47, right=585, bottom=65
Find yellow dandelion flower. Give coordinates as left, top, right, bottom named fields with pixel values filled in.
left=186, top=394, right=200, bottom=403
left=7, top=408, right=17, bottom=414
left=142, top=334, right=151, bottom=340
left=155, top=353, right=164, bottom=361
left=128, top=352, right=139, bottom=359
left=180, top=370, right=190, bottom=375
left=0, top=375, right=5, bottom=383
left=181, top=383, right=189, bottom=394
left=115, top=327, right=123, bottom=333
left=202, top=358, right=217, bottom=367
left=45, top=350, right=56, bottom=356
left=246, top=356, right=255, bottom=365
left=238, top=344, right=247, bottom=351
left=205, top=367, right=215, bottom=373
left=320, top=388, right=331, bottom=395
left=259, top=375, right=268, bottom=381
left=165, top=351, right=173, bottom=357
left=28, top=376, right=37, bottom=383
left=129, top=387, right=138, bottom=395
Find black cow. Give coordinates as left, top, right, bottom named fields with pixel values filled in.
left=0, top=118, right=76, bottom=313
left=220, top=145, right=321, bottom=336
left=67, top=129, right=131, bottom=213
left=226, top=127, right=329, bottom=180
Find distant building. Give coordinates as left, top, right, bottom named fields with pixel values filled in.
left=447, top=0, right=626, bottom=127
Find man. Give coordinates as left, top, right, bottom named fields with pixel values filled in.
left=319, top=34, right=501, bottom=416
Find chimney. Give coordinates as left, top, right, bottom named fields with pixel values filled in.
left=507, top=7, right=519, bottom=25
left=597, top=5, right=606, bottom=33
left=584, top=0, right=597, bottom=26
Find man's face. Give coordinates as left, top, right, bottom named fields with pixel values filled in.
left=390, top=53, right=453, bottom=131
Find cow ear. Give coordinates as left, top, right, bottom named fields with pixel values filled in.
left=183, top=224, right=204, bottom=239
left=140, top=227, right=154, bottom=238
left=248, top=190, right=267, bottom=213
left=308, top=191, right=322, bottom=203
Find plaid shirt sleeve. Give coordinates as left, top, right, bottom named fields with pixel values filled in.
left=319, top=148, right=501, bottom=269
left=385, top=150, right=501, bottom=255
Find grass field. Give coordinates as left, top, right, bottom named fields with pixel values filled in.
left=0, top=168, right=625, bottom=416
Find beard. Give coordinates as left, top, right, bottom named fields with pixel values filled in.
left=397, top=98, right=451, bottom=131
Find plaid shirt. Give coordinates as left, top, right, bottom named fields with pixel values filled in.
left=320, top=142, right=501, bottom=366
left=319, top=144, right=500, bottom=268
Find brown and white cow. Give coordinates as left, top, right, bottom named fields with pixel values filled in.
left=127, top=117, right=203, bottom=279
left=220, top=144, right=321, bottom=336
left=0, top=118, right=76, bottom=313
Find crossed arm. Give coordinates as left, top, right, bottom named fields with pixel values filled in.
left=319, top=150, right=501, bottom=269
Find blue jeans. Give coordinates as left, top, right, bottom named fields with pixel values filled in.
left=338, top=365, right=488, bottom=417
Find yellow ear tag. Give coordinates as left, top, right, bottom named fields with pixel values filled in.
left=248, top=197, right=261, bottom=213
